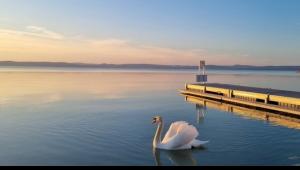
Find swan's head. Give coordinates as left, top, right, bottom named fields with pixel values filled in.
left=152, top=116, right=162, bottom=124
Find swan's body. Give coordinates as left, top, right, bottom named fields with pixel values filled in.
left=152, top=116, right=208, bottom=150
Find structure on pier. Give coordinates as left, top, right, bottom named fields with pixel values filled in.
left=196, top=60, right=207, bottom=84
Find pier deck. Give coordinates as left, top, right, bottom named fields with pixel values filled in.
left=197, top=83, right=300, bottom=98
left=180, top=83, right=300, bottom=117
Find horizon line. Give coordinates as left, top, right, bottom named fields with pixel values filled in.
left=1, top=61, right=300, bottom=67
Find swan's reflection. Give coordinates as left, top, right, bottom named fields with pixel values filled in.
left=153, top=148, right=198, bottom=166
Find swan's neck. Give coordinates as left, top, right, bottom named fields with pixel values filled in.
left=153, top=121, right=163, bottom=148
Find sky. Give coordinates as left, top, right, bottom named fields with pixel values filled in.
left=0, top=0, right=299, bottom=66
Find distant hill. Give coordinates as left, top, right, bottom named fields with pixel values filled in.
left=0, top=61, right=300, bottom=71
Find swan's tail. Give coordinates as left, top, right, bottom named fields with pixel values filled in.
left=191, top=139, right=209, bottom=148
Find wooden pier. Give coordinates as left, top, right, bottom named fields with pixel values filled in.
left=180, top=83, right=300, bottom=117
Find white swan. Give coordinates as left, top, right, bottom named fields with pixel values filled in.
left=152, top=116, right=209, bottom=150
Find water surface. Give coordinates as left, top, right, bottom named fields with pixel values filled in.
left=0, top=70, right=300, bottom=165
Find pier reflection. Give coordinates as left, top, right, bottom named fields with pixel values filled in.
left=196, top=103, right=206, bottom=123
left=185, top=95, right=300, bottom=130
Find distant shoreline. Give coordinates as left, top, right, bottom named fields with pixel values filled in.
left=0, top=61, right=300, bottom=71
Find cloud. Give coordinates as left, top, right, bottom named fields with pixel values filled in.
left=0, top=26, right=63, bottom=40
left=0, top=17, right=9, bottom=21
left=90, top=39, right=128, bottom=46
left=86, top=39, right=209, bottom=64
left=0, top=26, right=243, bottom=65
left=26, top=26, right=64, bottom=40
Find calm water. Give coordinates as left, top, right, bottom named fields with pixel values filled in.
left=0, top=69, right=300, bottom=166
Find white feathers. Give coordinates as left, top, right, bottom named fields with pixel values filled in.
left=155, top=121, right=208, bottom=150
left=191, top=139, right=209, bottom=148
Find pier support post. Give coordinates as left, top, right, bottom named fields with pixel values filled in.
left=228, top=90, right=233, bottom=98
left=265, top=95, right=270, bottom=104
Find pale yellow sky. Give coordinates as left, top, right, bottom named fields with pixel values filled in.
left=0, top=26, right=251, bottom=65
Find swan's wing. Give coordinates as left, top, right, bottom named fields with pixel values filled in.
left=162, top=121, right=188, bottom=143
left=162, top=123, right=199, bottom=149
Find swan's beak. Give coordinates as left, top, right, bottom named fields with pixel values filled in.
left=152, top=118, right=156, bottom=124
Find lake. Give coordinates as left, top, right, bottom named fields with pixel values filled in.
left=0, top=69, right=300, bottom=165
